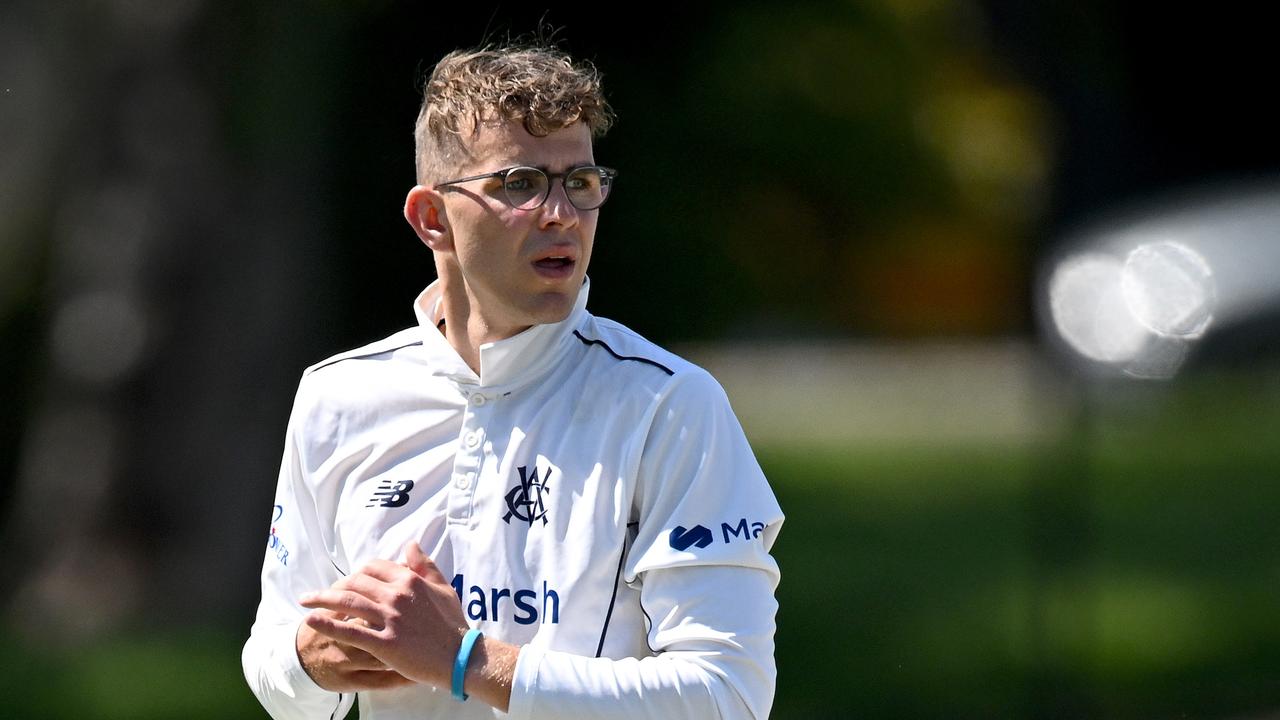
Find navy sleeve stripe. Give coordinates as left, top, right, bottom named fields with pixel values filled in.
left=307, top=337, right=423, bottom=374
left=572, top=331, right=674, bottom=376
left=595, top=534, right=629, bottom=658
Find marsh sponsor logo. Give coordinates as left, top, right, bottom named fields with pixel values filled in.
left=668, top=524, right=713, bottom=551
left=451, top=573, right=559, bottom=625
left=668, top=518, right=768, bottom=552
left=719, top=517, right=768, bottom=543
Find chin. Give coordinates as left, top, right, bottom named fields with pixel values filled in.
left=527, top=290, right=579, bottom=325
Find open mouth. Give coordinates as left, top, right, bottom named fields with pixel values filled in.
left=533, top=256, right=574, bottom=270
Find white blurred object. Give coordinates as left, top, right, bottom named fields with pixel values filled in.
left=1042, top=179, right=1280, bottom=379
left=1048, top=241, right=1215, bottom=379
left=1121, top=241, right=1215, bottom=338
left=1049, top=253, right=1149, bottom=363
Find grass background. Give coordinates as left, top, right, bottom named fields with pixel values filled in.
left=4, top=364, right=1279, bottom=719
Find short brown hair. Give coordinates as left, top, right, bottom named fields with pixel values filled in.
left=414, top=44, right=615, bottom=184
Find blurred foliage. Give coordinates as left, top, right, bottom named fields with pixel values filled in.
left=591, top=0, right=1052, bottom=339
left=0, top=630, right=262, bottom=719
left=765, top=363, right=1280, bottom=718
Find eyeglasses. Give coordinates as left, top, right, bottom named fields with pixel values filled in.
left=434, top=165, right=617, bottom=211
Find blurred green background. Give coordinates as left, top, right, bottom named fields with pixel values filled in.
left=3, top=2, right=1279, bottom=718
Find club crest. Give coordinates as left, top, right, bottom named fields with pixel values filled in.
left=504, top=465, right=550, bottom=526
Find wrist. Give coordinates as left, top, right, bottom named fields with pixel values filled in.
left=293, top=619, right=330, bottom=691
left=452, top=628, right=484, bottom=701
left=458, top=635, right=519, bottom=713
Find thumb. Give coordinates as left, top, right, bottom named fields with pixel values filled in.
left=403, top=541, right=446, bottom=584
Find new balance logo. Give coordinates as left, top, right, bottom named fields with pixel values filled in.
left=669, top=524, right=713, bottom=551
left=367, top=479, right=414, bottom=508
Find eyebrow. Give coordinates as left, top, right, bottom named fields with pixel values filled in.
left=512, top=162, right=597, bottom=173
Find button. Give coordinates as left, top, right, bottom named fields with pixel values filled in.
left=463, top=431, right=481, bottom=449
left=454, top=474, right=471, bottom=490
left=470, top=394, right=487, bottom=407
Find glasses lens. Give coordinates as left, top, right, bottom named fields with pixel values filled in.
left=503, top=168, right=548, bottom=209
left=566, top=167, right=611, bottom=210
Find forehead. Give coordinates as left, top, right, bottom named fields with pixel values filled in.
left=462, top=120, right=594, bottom=172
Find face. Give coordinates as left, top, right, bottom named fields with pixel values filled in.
left=411, top=120, right=598, bottom=336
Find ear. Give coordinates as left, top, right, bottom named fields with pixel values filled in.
left=404, top=185, right=452, bottom=252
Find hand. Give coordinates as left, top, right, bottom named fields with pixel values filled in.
left=300, top=542, right=469, bottom=690
left=296, top=612, right=415, bottom=692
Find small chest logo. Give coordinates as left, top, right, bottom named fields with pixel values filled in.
left=504, top=465, right=550, bottom=526
left=367, top=479, right=415, bottom=508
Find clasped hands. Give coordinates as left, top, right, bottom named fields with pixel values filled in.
left=295, top=541, right=468, bottom=693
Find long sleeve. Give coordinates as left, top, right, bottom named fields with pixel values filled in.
left=508, top=369, right=785, bottom=720
left=242, top=381, right=355, bottom=720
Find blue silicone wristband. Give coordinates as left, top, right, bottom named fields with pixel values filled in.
left=452, top=628, right=483, bottom=702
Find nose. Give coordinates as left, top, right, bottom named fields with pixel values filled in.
left=538, top=182, right=579, bottom=229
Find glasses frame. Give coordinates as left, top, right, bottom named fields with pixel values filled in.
left=434, top=165, right=618, bottom=211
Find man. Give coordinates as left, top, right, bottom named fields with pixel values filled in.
left=243, top=43, right=784, bottom=720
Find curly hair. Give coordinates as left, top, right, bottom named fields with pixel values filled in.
left=414, top=44, right=615, bottom=185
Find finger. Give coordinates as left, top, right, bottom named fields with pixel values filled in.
left=310, top=607, right=346, bottom=620
left=403, top=542, right=446, bottom=585
left=302, top=611, right=381, bottom=651
left=300, top=590, right=386, bottom=627
left=355, top=558, right=415, bottom=584
left=330, top=573, right=398, bottom=605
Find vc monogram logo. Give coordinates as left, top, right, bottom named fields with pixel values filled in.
left=367, top=479, right=415, bottom=508
left=504, top=465, right=550, bottom=526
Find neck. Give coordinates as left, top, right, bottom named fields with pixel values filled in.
left=436, top=274, right=530, bottom=375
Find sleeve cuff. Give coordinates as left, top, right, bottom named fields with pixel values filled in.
left=506, top=644, right=544, bottom=720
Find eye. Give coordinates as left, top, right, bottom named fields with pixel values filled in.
left=565, top=169, right=601, bottom=191
left=505, top=176, right=535, bottom=192
left=501, top=168, right=547, bottom=208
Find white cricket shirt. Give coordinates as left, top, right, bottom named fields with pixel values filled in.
left=243, top=279, right=784, bottom=720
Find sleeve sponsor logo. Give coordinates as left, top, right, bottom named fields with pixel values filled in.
left=720, top=517, right=769, bottom=543
left=267, top=504, right=289, bottom=566
left=669, top=524, right=713, bottom=551
left=669, top=518, right=768, bottom=551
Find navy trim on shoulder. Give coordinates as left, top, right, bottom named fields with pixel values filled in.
left=572, top=330, right=674, bottom=376
left=305, top=332, right=423, bottom=375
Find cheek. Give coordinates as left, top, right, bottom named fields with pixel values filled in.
left=457, top=217, right=530, bottom=283
left=580, top=218, right=599, bottom=264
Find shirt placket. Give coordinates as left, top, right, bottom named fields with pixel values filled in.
left=448, top=388, right=490, bottom=524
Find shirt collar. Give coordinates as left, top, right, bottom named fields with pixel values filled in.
left=413, top=278, right=590, bottom=389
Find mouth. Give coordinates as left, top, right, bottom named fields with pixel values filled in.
left=533, top=255, right=574, bottom=270
left=531, top=252, right=578, bottom=280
